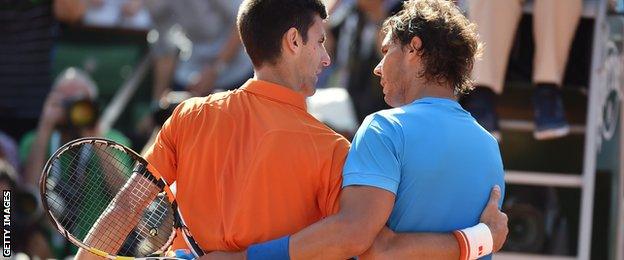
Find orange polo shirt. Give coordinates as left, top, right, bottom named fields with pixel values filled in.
left=144, top=79, right=349, bottom=251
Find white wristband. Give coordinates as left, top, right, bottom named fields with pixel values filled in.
left=454, top=223, right=493, bottom=260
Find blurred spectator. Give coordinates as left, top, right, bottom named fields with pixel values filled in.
left=152, top=91, right=192, bottom=128
left=328, top=0, right=402, bottom=122
left=0, top=131, right=19, bottom=173
left=82, top=0, right=152, bottom=30
left=462, top=0, right=582, bottom=140
left=0, top=159, right=51, bottom=258
left=140, top=91, right=192, bottom=154
left=19, top=68, right=130, bottom=189
left=145, top=0, right=253, bottom=98
left=0, top=0, right=85, bottom=142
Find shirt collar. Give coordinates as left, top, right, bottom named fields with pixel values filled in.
left=413, top=96, right=460, bottom=106
left=241, top=79, right=307, bottom=111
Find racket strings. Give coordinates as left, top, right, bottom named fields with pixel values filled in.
left=48, top=146, right=97, bottom=235
left=52, top=144, right=127, bottom=237
left=119, top=193, right=174, bottom=256
left=44, top=141, right=175, bottom=257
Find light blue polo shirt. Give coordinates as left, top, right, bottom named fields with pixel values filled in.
left=343, top=97, right=505, bottom=259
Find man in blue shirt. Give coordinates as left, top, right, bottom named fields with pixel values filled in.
left=205, top=0, right=507, bottom=259
left=344, top=96, right=504, bottom=234
left=338, top=0, right=506, bottom=257
left=343, top=97, right=504, bottom=259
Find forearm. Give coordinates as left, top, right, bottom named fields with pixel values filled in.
left=75, top=209, right=140, bottom=260
left=370, top=222, right=499, bottom=260
left=76, top=174, right=158, bottom=259
left=379, top=233, right=459, bottom=259
left=74, top=203, right=140, bottom=260
left=53, top=0, right=87, bottom=23
left=24, top=124, right=54, bottom=187
left=245, top=187, right=394, bottom=260
left=75, top=249, right=104, bottom=260
left=89, top=206, right=138, bottom=249
left=376, top=186, right=508, bottom=259
left=289, top=187, right=394, bottom=259
left=290, top=214, right=370, bottom=259
left=215, top=27, right=242, bottom=64
left=153, top=54, right=176, bottom=100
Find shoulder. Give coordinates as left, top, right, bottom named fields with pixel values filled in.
left=311, top=129, right=350, bottom=166
left=369, top=108, right=404, bottom=124
left=363, top=103, right=443, bottom=135
left=281, top=113, right=351, bottom=156
left=350, top=109, right=409, bottom=154
left=170, top=91, right=236, bottom=119
left=302, top=120, right=351, bottom=152
left=329, top=133, right=350, bottom=155
left=360, top=108, right=407, bottom=136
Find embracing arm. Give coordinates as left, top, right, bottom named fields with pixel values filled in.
left=198, top=186, right=394, bottom=260
left=202, top=186, right=506, bottom=260
left=288, top=185, right=395, bottom=259
left=361, top=186, right=508, bottom=260
left=362, top=227, right=459, bottom=260
left=291, top=198, right=463, bottom=260
left=75, top=173, right=159, bottom=260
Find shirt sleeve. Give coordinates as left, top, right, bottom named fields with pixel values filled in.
left=342, top=113, right=403, bottom=195
left=318, top=138, right=349, bottom=216
left=143, top=103, right=184, bottom=184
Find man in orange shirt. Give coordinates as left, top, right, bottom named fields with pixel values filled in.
left=76, top=0, right=507, bottom=259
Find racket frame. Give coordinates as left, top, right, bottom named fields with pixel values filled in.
left=39, top=137, right=203, bottom=259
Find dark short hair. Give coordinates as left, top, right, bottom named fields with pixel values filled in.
left=382, top=0, right=482, bottom=94
left=237, top=0, right=327, bottom=67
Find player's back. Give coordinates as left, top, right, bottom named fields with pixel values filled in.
left=146, top=79, right=349, bottom=251
left=382, top=97, right=504, bottom=258
left=383, top=97, right=504, bottom=228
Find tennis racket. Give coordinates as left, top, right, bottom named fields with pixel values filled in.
left=39, top=137, right=205, bottom=259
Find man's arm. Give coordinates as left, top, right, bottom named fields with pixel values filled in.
left=203, top=185, right=506, bottom=260
left=288, top=185, right=395, bottom=259
left=199, top=185, right=394, bottom=260
left=23, top=91, right=63, bottom=187
left=53, top=0, right=87, bottom=23
left=362, top=227, right=459, bottom=260
left=152, top=54, right=177, bottom=101
left=360, top=186, right=508, bottom=260
left=187, top=25, right=243, bottom=96
left=23, top=121, right=54, bottom=187
left=75, top=173, right=159, bottom=260
left=291, top=185, right=507, bottom=260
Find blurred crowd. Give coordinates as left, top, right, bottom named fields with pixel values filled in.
left=0, top=0, right=621, bottom=258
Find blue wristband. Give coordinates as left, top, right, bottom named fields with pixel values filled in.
left=173, top=249, right=195, bottom=259
left=247, top=235, right=290, bottom=260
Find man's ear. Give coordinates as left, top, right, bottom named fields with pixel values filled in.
left=406, top=36, right=423, bottom=61
left=283, top=27, right=302, bottom=55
